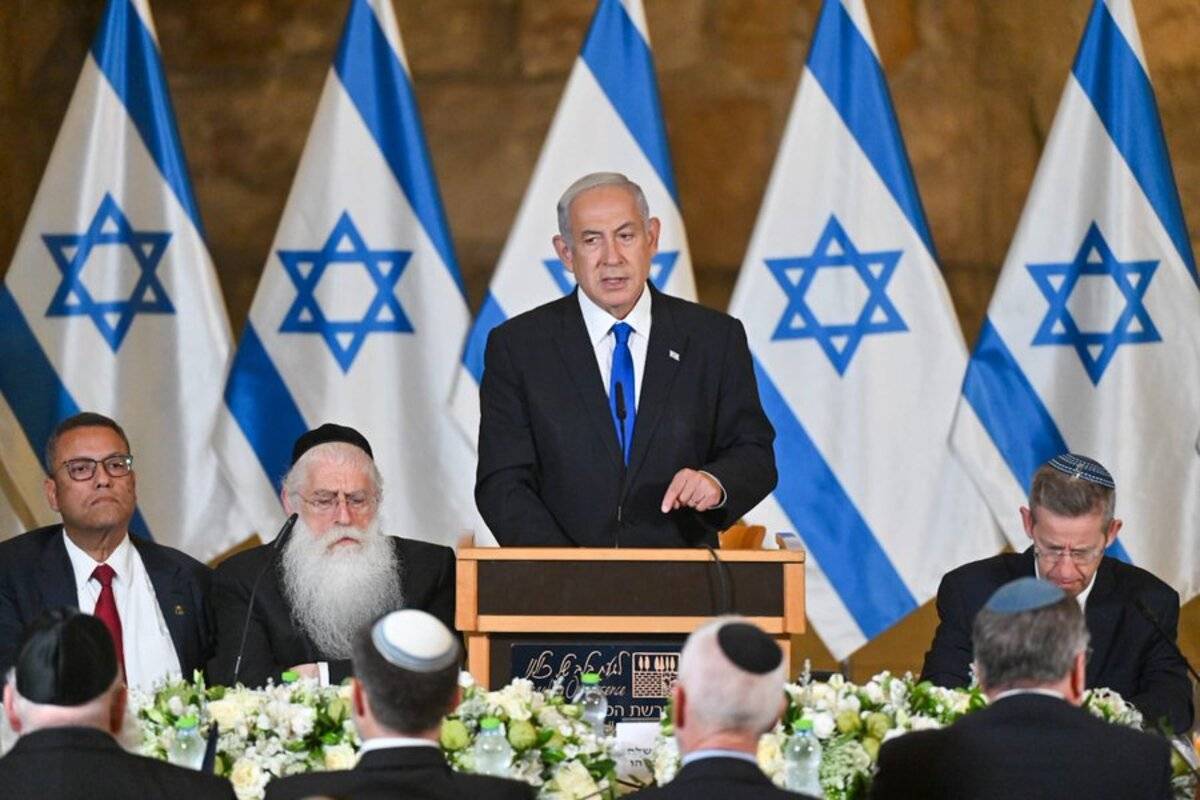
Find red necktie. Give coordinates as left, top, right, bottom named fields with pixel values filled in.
left=91, top=564, right=126, bottom=680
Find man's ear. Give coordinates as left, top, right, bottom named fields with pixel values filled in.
left=3, top=683, right=22, bottom=734
left=1103, top=518, right=1123, bottom=548
left=110, top=684, right=128, bottom=735
left=552, top=235, right=574, bottom=273
left=646, top=216, right=661, bottom=255
left=1067, top=651, right=1087, bottom=704
left=1020, top=506, right=1035, bottom=540
left=671, top=683, right=687, bottom=731
left=280, top=487, right=295, bottom=515
left=446, top=685, right=463, bottom=716
left=44, top=476, right=59, bottom=514
left=351, top=678, right=368, bottom=719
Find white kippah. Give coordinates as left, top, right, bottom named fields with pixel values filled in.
left=371, top=610, right=460, bottom=673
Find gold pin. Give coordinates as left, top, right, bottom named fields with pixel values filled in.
left=174, top=604, right=186, bottom=616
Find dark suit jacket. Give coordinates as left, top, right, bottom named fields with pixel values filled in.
left=209, top=536, right=456, bottom=688
left=0, top=726, right=235, bottom=800
left=263, top=744, right=534, bottom=800
left=629, top=756, right=817, bottom=800
left=0, top=524, right=214, bottom=680
left=869, top=693, right=1173, bottom=800
left=476, top=286, right=777, bottom=547
left=920, top=549, right=1194, bottom=733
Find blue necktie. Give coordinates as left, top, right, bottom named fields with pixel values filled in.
left=609, top=322, right=635, bottom=464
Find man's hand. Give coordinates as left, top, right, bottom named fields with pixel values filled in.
left=661, top=468, right=723, bottom=513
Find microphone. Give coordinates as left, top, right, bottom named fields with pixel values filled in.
left=1132, top=597, right=1200, bottom=687
left=231, top=513, right=298, bottom=686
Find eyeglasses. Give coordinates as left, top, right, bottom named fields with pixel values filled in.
left=58, top=455, right=134, bottom=482
left=1033, top=544, right=1103, bottom=566
left=299, top=490, right=377, bottom=515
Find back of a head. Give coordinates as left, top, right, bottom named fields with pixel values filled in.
left=972, top=578, right=1090, bottom=692
left=351, top=610, right=461, bottom=735
left=676, top=617, right=786, bottom=735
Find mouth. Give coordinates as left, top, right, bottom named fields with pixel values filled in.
left=327, top=536, right=362, bottom=550
left=599, top=276, right=629, bottom=290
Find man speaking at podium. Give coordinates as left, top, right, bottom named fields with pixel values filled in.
left=476, top=173, right=776, bottom=547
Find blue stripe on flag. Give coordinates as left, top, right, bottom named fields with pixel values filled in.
left=461, top=292, right=509, bottom=384
left=581, top=0, right=679, bottom=202
left=962, top=319, right=1131, bottom=563
left=91, top=0, right=205, bottom=235
left=806, top=0, right=937, bottom=260
left=334, top=0, right=467, bottom=298
left=1073, top=2, right=1198, bottom=286
left=753, top=357, right=917, bottom=638
left=224, top=323, right=309, bottom=492
left=0, top=287, right=155, bottom=540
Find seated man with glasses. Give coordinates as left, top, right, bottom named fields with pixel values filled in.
left=209, top=424, right=456, bottom=688
left=921, top=453, right=1193, bottom=733
left=0, top=412, right=215, bottom=689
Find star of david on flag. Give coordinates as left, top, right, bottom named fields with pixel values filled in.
left=766, top=215, right=906, bottom=375
left=43, top=193, right=175, bottom=352
left=1027, top=222, right=1160, bottom=385
left=278, top=212, right=413, bottom=373
left=542, top=251, right=680, bottom=297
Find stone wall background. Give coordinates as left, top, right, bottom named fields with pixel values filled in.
left=3, top=0, right=1199, bottom=676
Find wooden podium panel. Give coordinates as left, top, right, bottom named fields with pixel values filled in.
left=456, top=539, right=805, bottom=689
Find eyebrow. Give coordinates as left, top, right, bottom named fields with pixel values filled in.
left=579, top=221, right=638, bottom=237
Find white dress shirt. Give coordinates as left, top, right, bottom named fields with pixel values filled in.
left=358, top=736, right=440, bottom=755
left=577, top=283, right=652, bottom=409
left=62, top=531, right=181, bottom=690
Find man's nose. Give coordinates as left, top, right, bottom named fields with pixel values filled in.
left=335, top=497, right=353, bottom=525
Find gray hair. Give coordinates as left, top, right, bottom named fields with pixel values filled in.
left=556, top=172, right=651, bottom=244
left=1029, top=462, right=1115, bottom=528
left=972, top=594, right=1090, bottom=692
left=675, top=616, right=786, bottom=734
left=282, top=441, right=383, bottom=505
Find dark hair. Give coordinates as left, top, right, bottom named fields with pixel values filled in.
left=1029, top=462, right=1115, bottom=526
left=351, top=624, right=459, bottom=734
left=44, top=413, right=131, bottom=475
left=972, top=594, right=1090, bottom=692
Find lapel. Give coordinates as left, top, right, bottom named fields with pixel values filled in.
left=37, top=527, right=80, bottom=610
left=555, top=291, right=625, bottom=470
left=1083, top=557, right=1119, bottom=685
left=624, top=286, right=686, bottom=492
left=131, top=537, right=191, bottom=667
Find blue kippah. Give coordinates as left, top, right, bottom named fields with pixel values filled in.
left=984, top=577, right=1065, bottom=614
left=1046, top=453, right=1115, bottom=489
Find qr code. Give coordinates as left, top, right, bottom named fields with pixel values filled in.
left=631, top=652, right=679, bottom=699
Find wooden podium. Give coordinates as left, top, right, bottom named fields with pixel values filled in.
left=455, top=536, right=806, bottom=690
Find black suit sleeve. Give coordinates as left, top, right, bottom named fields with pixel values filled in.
left=1128, top=587, right=1194, bottom=734
left=475, top=326, right=573, bottom=546
left=208, top=562, right=288, bottom=688
left=694, top=317, right=777, bottom=530
left=920, top=571, right=975, bottom=688
left=0, top=564, right=22, bottom=680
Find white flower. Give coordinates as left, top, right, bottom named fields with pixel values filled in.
left=490, top=681, right=535, bottom=721
left=806, top=682, right=836, bottom=710
left=906, top=715, right=941, bottom=731
left=228, top=758, right=269, bottom=800
left=550, top=760, right=599, bottom=799
left=756, top=731, right=785, bottom=781
left=206, top=699, right=245, bottom=732
left=536, top=705, right=566, bottom=728
left=809, top=711, right=836, bottom=739
left=289, top=705, right=316, bottom=738
left=322, top=743, right=357, bottom=771
left=458, top=670, right=476, bottom=689
left=651, top=737, right=680, bottom=785
left=835, top=694, right=862, bottom=715
left=862, top=680, right=885, bottom=705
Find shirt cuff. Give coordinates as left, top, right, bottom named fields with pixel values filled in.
left=318, top=661, right=330, bottom=687
left=698, top=470, right=726, bottom=509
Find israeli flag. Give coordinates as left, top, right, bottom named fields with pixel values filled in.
left=729, top=0, right=1004, bottom=659
left=952, top=0, right=1200, bottom=600
left=216, top=0, right=479, bottom=546
left=0, top=0, right=248, bottom=560
left=449, top=0, right=696, bottom=443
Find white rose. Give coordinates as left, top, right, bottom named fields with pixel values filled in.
left=289, top=705, right=316, bottom=738
left=756, top=732, right=785, bottom=780
left=551, top=760, right=599, bottom=800
left=536, top=705, right=566, bottom=728
left=228, top=758, right=268, bottom=800
left=862, top=681, right=885, bottom=705
left=907, top=715, right=941, bottom=731
left=323, top=743, right=357, bottom=771
left=458, top=670, right=476, bottom=689
left=206, top=699, right=244, bottom=732
left=807, top=682, right=836, bottom=709
left=835, top=694, right=861, bottom=715
left=810, top=711, right=836, bottom=739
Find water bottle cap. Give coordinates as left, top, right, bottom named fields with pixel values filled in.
left=795, top=719, right=813, bottom=732
left=280, top=670, right=300, bottom=684
left=174, top=714, right=199, bottom=729
left=581, top=672, right=600, bottom=685
left=480, top=716, right=501, bottom=731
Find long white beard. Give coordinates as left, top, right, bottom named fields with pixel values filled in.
left=280, top=515, right=404, bottom=660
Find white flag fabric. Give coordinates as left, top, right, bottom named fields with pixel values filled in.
left=216, top=0, right=479, bottom=547
left=0, top=0, right=247, bottom=560
left=449, top=0, right=696, bottom=444
left=952, top=0, right=1200, bottom=600
left=729, top=0, right=1004, bottom=659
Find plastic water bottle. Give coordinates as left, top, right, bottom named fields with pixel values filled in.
left=783, top=719, right=823, bottom=797
left=472, top=717, right=513, bottom=777
left=572, top=672, right=608, bottom=736
left=169, top=715, right=205, bottom=770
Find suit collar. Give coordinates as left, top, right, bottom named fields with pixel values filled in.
left=556, top=291, right=625, bottom=469
left=11, top=726, right=119, bottom=753
left=36, top=527, right=78, bottom=610
left=624, top=286, right=686, bottom=488
left=356, top=744, right=449, bottom=771
left=672, top=755, right=775, bottom=785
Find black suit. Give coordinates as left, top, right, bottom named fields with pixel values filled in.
left=209, top=536, right=456, bottom=688
left=263, top=744, right=534, bottom=800
left=0, top=525, right=214, bottom=680
left=921, top=549, right=1194, bottom=733
left=869, top=693, right=1173, bottom=800
left=629, top=756, right=816, bottom=800
left=0, top=726, right=235, bottom=800
left=477, top=287, right=777, bottom=547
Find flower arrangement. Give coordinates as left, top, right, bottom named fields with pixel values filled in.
left=439, top=674, right=619, bottom=799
